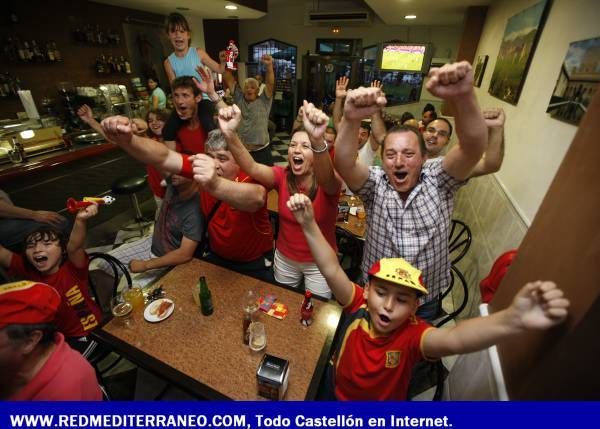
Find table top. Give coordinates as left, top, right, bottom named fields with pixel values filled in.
left=267, top=190, right=366, bottom=240
left=93, top=259, right=342, bottom=400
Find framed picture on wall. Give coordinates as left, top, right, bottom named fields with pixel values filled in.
left=488, top=0, right=551, bottom=104
left=546, top=36, right=600, bottom=126
left=473, top=55, right=489, bottom=87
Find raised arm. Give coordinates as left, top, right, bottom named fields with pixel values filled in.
left=469, top=108, right=505, bottom=178
left=287, top=193, right=353, bottom=306
left=369, top=80, right=387, bottom=149
left=101, top=116, right=183, bottom=174
left=427, top=62, right=487, bottom=181
left=198, top=48, right=225, bottom=74
left=194, top=66, right=227, bottom=110
left=332, top=76, right=349, bottom=130
left=423, top=281, right=569, bottom=359
left=77, top=105, right=105, bottom=136
left=334, top=87, right=387, bottom=192
left=261, top=54, right=275, bottom=99
left=218, top=105, right=275, bottom=189
left=191, top=154, right=267, bottom=212
left=66, top=203, right=98, bottom=269
left=302, top=100, right=341, bottom=195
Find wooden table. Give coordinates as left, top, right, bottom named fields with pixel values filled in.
left=92, top=259, right=342, bottom=400
left=267, top=190, right=366, bottom=240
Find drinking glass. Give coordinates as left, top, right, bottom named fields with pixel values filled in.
left=356, top=206, right=366, bottom=228
left=249, top=321, right=266, bottom=352
left=243, top=290, right=259, bottom=345
left=111, top=294, right=133, bottom=328
left=123, top=286, right=145, bottom=312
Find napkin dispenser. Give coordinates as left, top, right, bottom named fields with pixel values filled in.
left=256, top=354, right=289, bottom=400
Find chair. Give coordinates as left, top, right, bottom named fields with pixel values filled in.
left=448, top=219, right=472, bottom=264
left=88, top=252, right=132, bottom=315
left=111, top=175, right=150, bottom=237
left=87, top=252, right=133, bottom=391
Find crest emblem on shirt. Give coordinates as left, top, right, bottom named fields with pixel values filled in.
left=385, top=350, right=401, bottom=368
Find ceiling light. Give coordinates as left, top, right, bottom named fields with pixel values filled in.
left=404, top=14, right=417, bottom=19
left=332, top=26, right=340, bottom=33
left=225, top=4, right=238, bottom=10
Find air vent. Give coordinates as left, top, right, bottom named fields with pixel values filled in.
left=307, top=10, right=371, bottom=25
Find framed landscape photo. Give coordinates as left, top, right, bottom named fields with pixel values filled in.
left=546, top=36, right=600, bottom=126
left=489, top=0, right=551, bottom=104
left=474, top=55, right=489, bottom=87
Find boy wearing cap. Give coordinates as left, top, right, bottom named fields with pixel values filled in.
left=0, top=204, right=102, bottom=356
left=287, top=193, right=570, bottom=400
left=0, top=281, right=101, bottom=400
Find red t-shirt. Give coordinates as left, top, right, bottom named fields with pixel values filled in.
left=201, top=171, right=273, bottom=262
left=175, top=123, right=206, bottom=155
left=272, top=166, right=339, bottom=262
left=8, top=254, right=102, bottom=338
left=333, top=283, right=433, bottom=400
left=10, top=333, right=102, bottom=400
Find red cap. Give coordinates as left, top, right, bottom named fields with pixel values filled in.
left=0, top=281, right=60, bottom=329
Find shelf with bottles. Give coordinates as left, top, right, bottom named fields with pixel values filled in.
left=72, top=24, right=121, bottom=47
left=1, top=37, right=63, bottom=64
left=0, top=72, right=24, bottom=98
left=94, top=54, right=132, bottom=75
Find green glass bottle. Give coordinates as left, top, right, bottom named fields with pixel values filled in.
left=198, top=276, right=214, bottom=316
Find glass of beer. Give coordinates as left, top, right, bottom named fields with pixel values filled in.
left=123, top=286, right=145, bottom=312
left=111, top=294, right=133, bottom=328
left=356, top=206, right=366, bottom=228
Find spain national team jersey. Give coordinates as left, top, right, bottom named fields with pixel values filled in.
left=333, top=283, right=434, bottom=400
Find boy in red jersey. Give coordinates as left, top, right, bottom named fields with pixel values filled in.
left=287, top=193, right=570, bottom=400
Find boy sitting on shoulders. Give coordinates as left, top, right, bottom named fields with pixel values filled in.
left=287, top=193, right=569, bottom=400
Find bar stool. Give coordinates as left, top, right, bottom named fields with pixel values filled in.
left=111, top=175, right=150, bottom=237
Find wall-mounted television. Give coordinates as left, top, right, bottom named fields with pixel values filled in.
left=379, top=43, right=431, bottom=73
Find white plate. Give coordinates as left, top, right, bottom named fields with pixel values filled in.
left=144, top=298, right=175, bottom=323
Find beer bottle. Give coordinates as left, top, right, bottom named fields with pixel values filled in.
left=199, top=276, right=214, bottom=316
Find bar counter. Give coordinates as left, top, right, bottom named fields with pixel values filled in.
left=0, top=139, right=118, bottom=185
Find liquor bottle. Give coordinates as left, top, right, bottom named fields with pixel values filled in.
left=46, top=42, right=55, bottom=62
left=123, top=56, right=131, bottom=74
left=242, top=290, right=258, bottom=345
left=300, top=290, right=314, bottom=326
left=52, top=42, right=62, bottom=62
left=23, top=41, right=32, bottom=61
left=16, top=38, right=26, bottom=62
left=198, top=276, right=214, bottom=316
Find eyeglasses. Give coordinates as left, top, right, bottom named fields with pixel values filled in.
left=425, top=127, right=450, bottom=138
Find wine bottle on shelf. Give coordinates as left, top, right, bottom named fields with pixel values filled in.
left=46, top=42, right=55, bottom=62
left=124, top=56, right=131, bottom=74
left=52, top=42, right=62, bottom=62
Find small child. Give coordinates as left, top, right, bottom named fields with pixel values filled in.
left=0, top=204, right=102, bottom=357
left=163, top=12, right=225, bottom=87
left=287, top=193, right=569, bottom=400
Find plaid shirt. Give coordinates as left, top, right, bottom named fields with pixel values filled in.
left=356, top=158, right=464, bottom=303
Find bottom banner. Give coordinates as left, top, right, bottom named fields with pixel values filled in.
left=1, top=402, right=599, bottom=429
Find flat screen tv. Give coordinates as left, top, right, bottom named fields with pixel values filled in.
left=379, top=43, right=431, bottom=73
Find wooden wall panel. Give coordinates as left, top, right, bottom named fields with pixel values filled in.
left=489, top=90, right=600, bottom=399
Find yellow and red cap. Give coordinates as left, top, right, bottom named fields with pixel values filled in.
left=368, top=258, right=428, bottom=295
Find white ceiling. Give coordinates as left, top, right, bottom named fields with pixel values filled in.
left=364, top=0, right=494, bottom=26
left=93, top=0, right=495, bottom=26
left=92, top=0, right=266, bottom=19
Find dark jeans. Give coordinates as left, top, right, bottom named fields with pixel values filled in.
left=249, top=144, right=273, bottom=166
left=0, top=216, right=71, bottom=251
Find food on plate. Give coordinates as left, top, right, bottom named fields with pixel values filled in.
left=151, top=300, right=173, bottom=318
